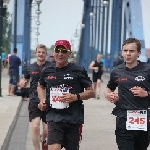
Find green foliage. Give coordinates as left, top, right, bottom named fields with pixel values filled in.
left=2, top=11, right=12, bottom=54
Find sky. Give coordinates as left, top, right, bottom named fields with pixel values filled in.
left=8, top=0, right=84, bottom=51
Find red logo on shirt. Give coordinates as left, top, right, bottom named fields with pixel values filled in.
left=117, top=77, right=127, bottom=82
left=32, top=71, right=39, bottom=74
left=47, top=76, right=56, bottom=79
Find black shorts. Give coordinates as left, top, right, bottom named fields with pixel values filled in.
left=15, top=88, right=30, bottom=98
left=92, top=74, right=102, bottom=82
left=115, top=117, right=149, bottom=150
left=28, top=101, right=47, bottom=123
left=21, top=88, right=29, bottom=98
left=47, top=122, right=80, bottom=150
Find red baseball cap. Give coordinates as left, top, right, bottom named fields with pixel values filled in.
left=54, top=40, right=71, bottom=50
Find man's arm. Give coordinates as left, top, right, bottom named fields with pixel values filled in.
left=102, top=67, right=106, bottom=72
left=101, top=63, right=106, bottom=72
left=19, top=65, right=30, bottom=87
left=18, top=57, right=22, bottom=66
left=18, top=78, right=29, bottom=87
left=104, top=87, right=119, bottom=103
left=129, top=86, right=149, bottom=97
left=104, top=87, right=113, bottom=97
left=79, top=86, right=95, bottom=100
left=89, top=61, right=97, bottom=70
left=60, top=86, right=95, bottom=103
left=37, top=83, right=46, bottom=102
left=37, top=83, right=47, bottom=111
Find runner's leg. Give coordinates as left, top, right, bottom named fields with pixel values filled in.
left=93, top=82, right=97, bottom=92
left=32, top=117, right=41, bottom=150
left=96, top=79, right=101, bottom=99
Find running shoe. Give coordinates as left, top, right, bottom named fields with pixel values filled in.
left=97, top=95, right=100, bottom=100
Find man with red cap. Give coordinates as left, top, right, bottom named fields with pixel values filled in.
left=37, top=40, right=95, bottom=150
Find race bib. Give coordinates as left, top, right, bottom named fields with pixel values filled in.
left=94, top=69, right=98, bottom=73
left=126, top=110, right=147, bottom=131
left=50, top=87, right=69, bottom=109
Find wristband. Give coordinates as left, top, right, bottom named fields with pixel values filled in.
left=76, top=93, right=80, bottom=101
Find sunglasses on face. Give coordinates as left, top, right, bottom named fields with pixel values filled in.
left=54, top=48, right=70, bottom=54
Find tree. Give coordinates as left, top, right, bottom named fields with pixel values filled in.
left=2, top=10, right=12, bottom=54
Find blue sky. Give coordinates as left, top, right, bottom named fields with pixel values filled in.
left=8, top=0, right=84, bottom=50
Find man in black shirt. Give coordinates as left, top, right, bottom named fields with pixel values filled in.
left=37, top=40, right=95, bottom=150
left=89, top=54, right=104, bottom=99
left=19, top=44, right=51, bottom=150
left=105, top=38, right=150, bottom=150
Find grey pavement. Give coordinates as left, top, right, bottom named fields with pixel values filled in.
left=1, top=70, right=150, bottom=149
left=0, top=69, right=22, bottom=150
left=80, top=73, right=118, bottom=150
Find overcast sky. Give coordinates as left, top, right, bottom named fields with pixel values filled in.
left=8, top=0, right=84, bottom=50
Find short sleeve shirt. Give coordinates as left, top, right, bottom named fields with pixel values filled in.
left=107, top=61, right=150, bottom=118
left=24, top=61, right=51, bottom=102
left=39, top=63, right=92, bottom=124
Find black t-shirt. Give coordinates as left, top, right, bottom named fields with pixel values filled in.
left=107, top=61, right=150, bottom=118
left=92, top=60, right=103, bottom=76
left=24, top=61, right=51, bottom=102
left=39, top=63, right=92, bottom=124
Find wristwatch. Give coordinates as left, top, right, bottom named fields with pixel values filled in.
left=76, top=93, right=80, bottom=101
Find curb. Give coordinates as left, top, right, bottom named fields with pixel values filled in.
left=1, top=99, right=23, bottom=150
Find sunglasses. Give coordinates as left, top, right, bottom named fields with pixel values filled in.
left=54, top=48, right=70, bottom=54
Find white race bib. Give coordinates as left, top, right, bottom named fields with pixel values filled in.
left=50, top=87, right=69, bottom=109
left=94, top=68, right=99, bottom=73
left=126, top=110, right=147, bottom=131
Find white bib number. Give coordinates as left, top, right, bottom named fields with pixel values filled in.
left=50, top=87, right=69, bottom=109
left=126, top=110, right=147, bottom=131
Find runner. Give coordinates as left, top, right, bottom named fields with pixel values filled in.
left=105, top=38, right=150, bottom=150
left=19, top=44, right=51, bottom=150
left=37, top=40, right=95, bottom=150
left=89, top=54, right=104, bottom=99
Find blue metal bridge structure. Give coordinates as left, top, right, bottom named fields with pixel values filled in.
left=9, top=0, right=150, bottom=74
